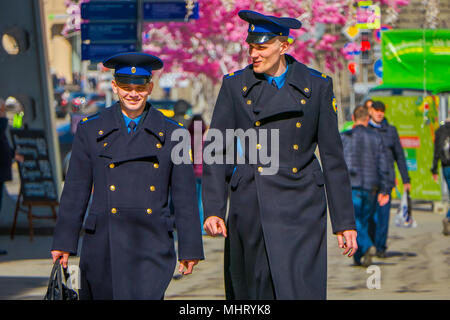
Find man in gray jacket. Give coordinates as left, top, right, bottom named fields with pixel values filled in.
left=341, top=105, right=389, bottom=266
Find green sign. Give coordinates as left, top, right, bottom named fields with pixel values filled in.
left=381, top=29, right=450, bottom=94
left=371, top=95, right=441, bottom=200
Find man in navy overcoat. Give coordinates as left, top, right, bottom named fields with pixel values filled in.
left=51, top=53, right=204, bottom=300
left=203, top=11, right=357, bottom=300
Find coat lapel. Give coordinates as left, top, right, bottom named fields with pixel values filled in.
left=98, top=103, right=166, bottom=162
left=241, top=55, right=313, bottom=123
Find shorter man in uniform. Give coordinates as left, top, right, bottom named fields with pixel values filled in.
left=51, top=52, right=204, bottom=299
left=341, top=106, right=389, bottom=266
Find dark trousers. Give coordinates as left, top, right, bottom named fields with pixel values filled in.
left=369, top=195, right=392, bottom=253
left=443, top=166, right=450, bottom=219
left=352, top=188, right=377, bottom=264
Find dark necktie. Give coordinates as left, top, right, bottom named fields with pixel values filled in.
left=271, top=79, right=278, bottom=89
left=128, top=120, right=136, bottom=134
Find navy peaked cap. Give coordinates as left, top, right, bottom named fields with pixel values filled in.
left=238, top=10, right=302, bottom=44
left=103, top=52, right=163, bottom=84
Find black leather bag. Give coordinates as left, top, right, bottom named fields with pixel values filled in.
left=44, top=261, right=78, bottom=300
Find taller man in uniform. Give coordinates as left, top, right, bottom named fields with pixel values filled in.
left=51, top=53, right=204, bottom=299
left=202, top=11, right=357, bottom=300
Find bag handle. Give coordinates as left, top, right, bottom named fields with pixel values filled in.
left=45, top=261, right=64, bottom=300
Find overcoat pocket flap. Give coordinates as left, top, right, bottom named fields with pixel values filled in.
left=313, top=170, right=325, bottom=186
left=83, top=214, right=97, bottom=232
left=112, top=152, right=158, bottom=164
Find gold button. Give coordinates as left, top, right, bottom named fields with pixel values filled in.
left=255, top=121, right=261, bottom=127
left=111, top=208, right=117, bottom=214
left=296, top=122, right=302, bottom=128
left=154, top=163, right=159, bottom=169
left=98, top=130, right=104, bottom=135
left=156, top=143, right=162, bottom=149
left=256, top=144, right=262, bottom=150
left=304, top=87, right=309, bottom=93
left=103, top=142, right=108, bottom=147
left=110, top=185, right=116, bottom=191
left=292, top=167, right=298, bottom=173
left=258, top=167, right=263, bottom=173
left=247, top=99, right=252, bottom=105
left=293, top=144, right=299, bottom=150
left=150, top=186, right=155, bottom=192
left=147, top=208, right=152, bottom=214
left=159, top=132, right=164, bottom=136
left=243, top=86, right=247, bottom=92
left=109, top=163, right=115, bottom=169
left=301, top=99, right=306, bottom=105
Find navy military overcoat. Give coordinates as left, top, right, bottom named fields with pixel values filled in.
left=52, top=102, right=204, bottom=300
left=202, top=55, right=356, bottom=299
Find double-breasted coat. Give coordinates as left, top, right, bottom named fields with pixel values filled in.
left=52, top=102, right=204, bottom=300
left=202, top=55, right=356, bottom=300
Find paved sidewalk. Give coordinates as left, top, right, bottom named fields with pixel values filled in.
left=0, top=209, right=449, bottom=300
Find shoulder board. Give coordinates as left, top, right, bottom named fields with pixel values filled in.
left=164, top=117, right=185, bottom=128
left=308, top=68, right=329, bottom=81
left=80, top=113, right=100, bottom=124
left=224, top=69, right=244, bottom=79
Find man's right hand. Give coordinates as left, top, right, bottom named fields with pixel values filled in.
left=203, top=216, right=227, bottom=237
left=51, top=250, right=70, bottom=268
left=377, top=193, right=390, bottom=206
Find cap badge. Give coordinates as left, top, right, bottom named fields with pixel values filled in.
left=131, top=67, right=136, bottom=74
left=250, top=24, right=255, bottom=31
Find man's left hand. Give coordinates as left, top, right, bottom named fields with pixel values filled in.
left=178, top=259, right=199, bottom=275
left=336, top=230, right=358, bottom=257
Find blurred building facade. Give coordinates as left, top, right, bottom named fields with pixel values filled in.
left=41, top=1, right=450, bottom=123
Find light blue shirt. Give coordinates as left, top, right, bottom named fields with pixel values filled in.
left=264, top=65, right=289, bottom=89
left=123, top=113, right=142, bottom=133
left=369, top=119, right=382, bottom=128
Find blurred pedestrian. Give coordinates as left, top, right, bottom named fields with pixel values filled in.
left=203, top=10, right=357, bottom=299
left=188, top=114, right=207, bottom=234
left=364, top=99, right=374, bottom=109
left=173, top=99, right=192, bottom=128
left=341, top=105, right=390, bottom=267
left=431, top=117, right=450, bottom=236
left=0, top=99, right=24, bottom=255
left=368, top=100, right=411, bottom=258
left=51, top=53, right=204, bottom=299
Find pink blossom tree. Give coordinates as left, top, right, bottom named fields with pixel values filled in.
left=64, top=0, right=410, bottom=79
left=63, top=0, right=410, bottom=115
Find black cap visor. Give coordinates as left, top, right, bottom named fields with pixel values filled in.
left=114, top=74, right=151, bottom=85
left=246, top=32, right=281, bottom=44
